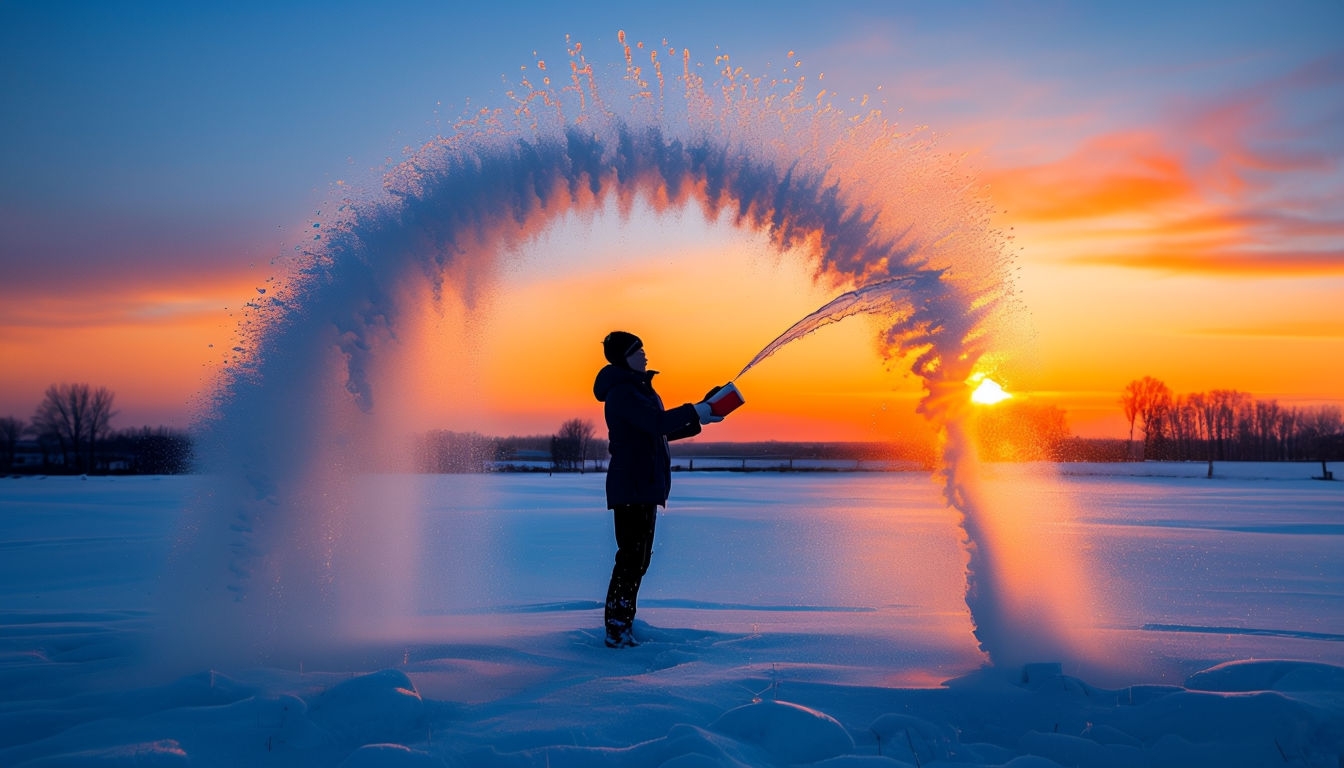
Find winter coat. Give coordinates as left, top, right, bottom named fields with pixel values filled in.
left=593, top=364, right=702, bottom=509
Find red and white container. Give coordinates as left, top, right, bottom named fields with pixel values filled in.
left=707, top=381, right=745, bottom=417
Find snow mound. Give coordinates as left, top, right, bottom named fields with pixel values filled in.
left=310, top=669, right=425, bottom=747
left=711, top=699, right=855, bottom=764
left=1185, top=659, right=1344, bottom=692
left=868, top=712, right=957, bottom=764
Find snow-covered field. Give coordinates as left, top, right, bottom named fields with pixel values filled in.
left=1, top=463, right=1340, bottom=767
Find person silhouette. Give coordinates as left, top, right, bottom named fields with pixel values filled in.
left=592, top=331, right=727, bottom=648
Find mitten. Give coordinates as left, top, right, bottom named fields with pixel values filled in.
left=694, top=401, right=724, bottom=424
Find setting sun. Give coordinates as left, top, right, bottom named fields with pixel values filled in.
left=969, top=375, right=1012, bottom=406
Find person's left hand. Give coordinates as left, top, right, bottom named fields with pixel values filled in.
left=694, top=402, right=724, bottom=424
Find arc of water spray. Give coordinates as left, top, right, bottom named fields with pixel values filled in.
left=159, top=33, right=1098, bottom=674
left=734, top=273, right=937, bottom=380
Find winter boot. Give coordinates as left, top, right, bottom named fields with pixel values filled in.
left=604, top=624, right=639, bottom=648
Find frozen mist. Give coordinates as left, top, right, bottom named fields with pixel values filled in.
left=162, top=34, right=1087, bottom=674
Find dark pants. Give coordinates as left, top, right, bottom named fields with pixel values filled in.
left=604, top=504, right=657, bottom=638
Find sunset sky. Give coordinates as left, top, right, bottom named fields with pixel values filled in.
left=2, top=1, right=1341, bottom=443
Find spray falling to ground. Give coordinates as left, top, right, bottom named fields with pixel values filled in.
left=165, top=34, right=1093, bottom=670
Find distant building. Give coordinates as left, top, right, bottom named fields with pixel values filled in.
left=11, top=439, right=59, bottom=471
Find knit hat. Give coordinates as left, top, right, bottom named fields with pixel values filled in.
left=602, top=331, right=643, bottom=367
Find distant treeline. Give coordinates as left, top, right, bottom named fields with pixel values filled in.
left=6, top=378, right=1340, bottom=477
left=674, top=438, right=1140, bottom=465
left=2, top=383, right=193, bottom=475
left=411, top=430, right=593, bottom=473
left=1120, top=377, right=1344, bottom=463
left=416, top=433, right=1139, bottom=472
left=670, top=440, right=938, bottom=467
left=4, top=424, right=193, bottom=476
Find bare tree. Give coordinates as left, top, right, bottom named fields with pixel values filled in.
left=1277, top=406, right=1302, bottom=460
left=1167, top=395, right=1200, bottom=460
left=1250, top=399, right=1280, bottom=461
left=1305, top=404, right=1343, bottom=441
left=553, top=418, right=596, bottom=472
left=1121, top=377, right=1172, bottom=460
left=1208, top=389, right=1250, bottom=461
left=1186, top=392, right=1216, bottom=477
left=31, top=383, right=117, bottom=473
left=1120, top=381, right=1141, bottom=460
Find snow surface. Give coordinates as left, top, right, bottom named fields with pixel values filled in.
left=1, top=463, right=1341, bottom=767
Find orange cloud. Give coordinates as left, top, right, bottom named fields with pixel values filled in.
left=981, top=54, right=1343, bottom=278
left=985, top=131, right=1196, bottom=221
left=1069, top=248, right=1344, bottom=276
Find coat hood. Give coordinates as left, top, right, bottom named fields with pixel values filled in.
left=594, top=364, right=656, bottom=402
